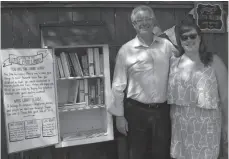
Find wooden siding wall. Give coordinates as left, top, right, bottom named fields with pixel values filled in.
left=1, top=3, right=228, bottom=159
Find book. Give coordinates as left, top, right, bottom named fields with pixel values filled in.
left=79, top=80, right=85, bottom=102
left=96, top=79, right=101, bottom=104
left=62, top=102, right=86, bottom=107
left=87, top=48, right=95, bottom=76
left=60, top=52, right=70, bottom=77
left=73, top=80, right=80, bottom=103
left=100, top=78, right=104, bottom=104
left=56, top=56, right=65, bottom=78
left=65, top=53, right=76, bottom=77
left=81, top=55, right=89, bottom=76
left=88, top=80, right=96, bottom=105
left=99, top=54, right=104, bottom=75
left=93, top=48, right=100, bottom=76
left=91, top=85, right=96, bottom=105
left=74, top=53, right=84, bottom=76
left=84, top=79, right=89, bottom=105
left=69, top=53, right=83, bottom=77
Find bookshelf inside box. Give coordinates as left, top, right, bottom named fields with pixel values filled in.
left=53, top=44, right=113, bottom=148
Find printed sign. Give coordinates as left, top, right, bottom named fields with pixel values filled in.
left=1, top=49, right=59, bottom=153
left=194, top=2, right=225, bottom=33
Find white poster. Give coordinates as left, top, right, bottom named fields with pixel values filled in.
left=1, top=49, right=59, bottom=153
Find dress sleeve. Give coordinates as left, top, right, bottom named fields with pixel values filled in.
left=212, top=54, right=228, bottom=158
left=107, top=46, right=127, bottom=116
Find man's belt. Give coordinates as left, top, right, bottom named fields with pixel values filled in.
left=126, top=98, right=167, bottom=109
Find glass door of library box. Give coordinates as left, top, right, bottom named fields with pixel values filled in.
left=0, top=46, right=114, bottom=154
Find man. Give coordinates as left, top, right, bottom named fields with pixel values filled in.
left=108, top=5, right=179, bottom=159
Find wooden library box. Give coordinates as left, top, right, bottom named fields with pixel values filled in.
left=1, top=44, right=114, bottom=153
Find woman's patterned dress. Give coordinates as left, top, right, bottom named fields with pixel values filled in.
left=168, top=57, right=221, bottom=159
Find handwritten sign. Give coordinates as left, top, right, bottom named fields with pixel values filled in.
left=194, top=2, right=225, bottom=33
left=1, top=49, right=59, bottom=153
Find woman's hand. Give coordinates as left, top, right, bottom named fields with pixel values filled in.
left=116, top=116, right=128, bottom=136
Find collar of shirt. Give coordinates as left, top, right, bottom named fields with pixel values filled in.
left=133, top=34, right=160, bottom=48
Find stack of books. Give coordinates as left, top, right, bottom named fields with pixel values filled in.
left=56, top=48, right=105, bottom=108
left=55, top=48, right=104, bottom=78
left=61, top=78, right=104, bottom=106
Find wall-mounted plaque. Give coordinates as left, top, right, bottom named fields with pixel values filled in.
left=194, top=2, right=225, bottom=33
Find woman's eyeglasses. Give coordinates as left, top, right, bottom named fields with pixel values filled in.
left=180, top=34, right=198, bottom=41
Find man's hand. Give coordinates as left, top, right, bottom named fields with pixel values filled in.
left=116, top=116, right=128, bottom=136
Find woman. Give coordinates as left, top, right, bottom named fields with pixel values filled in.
left=168, top=19, right=228, bottom=159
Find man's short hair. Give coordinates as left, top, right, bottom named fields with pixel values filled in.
left=130, top=5, right=156, bottom=23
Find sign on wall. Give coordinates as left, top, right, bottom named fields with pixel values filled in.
left=194, top=2, right=225, bottom=33
left=1, top=49, right=59, bottom=153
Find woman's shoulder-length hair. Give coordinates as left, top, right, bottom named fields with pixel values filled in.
left=176, top=17, right=214, bottom=67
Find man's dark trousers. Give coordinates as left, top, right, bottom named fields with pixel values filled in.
left=124, top=98, right=171, bottom=159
